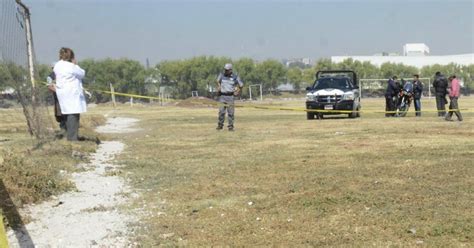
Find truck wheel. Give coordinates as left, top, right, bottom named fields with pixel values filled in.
left=307, top=112, right=315, bottom=120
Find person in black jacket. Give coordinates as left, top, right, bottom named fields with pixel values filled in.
left=433, top=71, right=448, bottom=117
left=46, top=66, right=67, bottom=136
left=385, top=76, right=398, bottom=117
left=413, top=74, right=423, bottom=117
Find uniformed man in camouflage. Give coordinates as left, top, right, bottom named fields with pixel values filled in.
left=216, top=63, right=243, bottom=131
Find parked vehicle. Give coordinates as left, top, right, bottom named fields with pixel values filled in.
left=305, top=70, right=361, bottom=119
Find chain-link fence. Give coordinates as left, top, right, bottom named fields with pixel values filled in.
left=1, top=0, right=52, bottom=140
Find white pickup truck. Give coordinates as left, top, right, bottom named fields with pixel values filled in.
left=305, top=70, right=361, bottom=120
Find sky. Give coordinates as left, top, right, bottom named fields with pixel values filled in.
left=22, top=0, right=474, bottom=65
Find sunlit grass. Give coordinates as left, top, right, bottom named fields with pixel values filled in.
left=94, top=96, right=474, bottom=246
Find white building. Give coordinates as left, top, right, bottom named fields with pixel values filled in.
left=285, top=58, right=313, bottom=67
left=301, top=58, right=312, bottom=65
left=1, top=87, right=15, bottom=95
left=403, top=43, right=430, bottom=56
left=332, top=44, right=473, bottom=68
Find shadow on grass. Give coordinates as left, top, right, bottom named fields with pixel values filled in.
left=0, top=179, right=34, bottom=246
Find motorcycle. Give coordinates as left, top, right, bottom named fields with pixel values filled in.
left=397, top=81, right=414, bottom=117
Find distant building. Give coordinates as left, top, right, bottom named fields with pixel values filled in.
left=1, top=87, right=15, bottom=95
left=285, top=58, right=313, bottom=67
left=276, top=83, right=295, bottom=92
left=403, top=43, right=430, bottom=56
left=0, top=87, right=15, bottom=100
left=302, top=58, right=312, bottom=65
left=332, top=43, right=473, bottom=68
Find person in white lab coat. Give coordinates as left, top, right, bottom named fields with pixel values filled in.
left=51, top=47, right=87, bottom=141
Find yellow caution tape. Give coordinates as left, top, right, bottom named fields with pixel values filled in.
left=0, top=213, right=8, bottom=248
left=94, top=90, right=174, bottom=102
left=203, top=101, right=472, bottom=114
left=39, top=81, right=172, bottom=102
left=39, top=81, right=472, bottom=114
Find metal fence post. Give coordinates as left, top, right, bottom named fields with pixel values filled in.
left=110, top=83, right=116, bottom=108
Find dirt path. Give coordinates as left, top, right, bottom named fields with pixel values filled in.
left=7, top=117, right=138, bottom=247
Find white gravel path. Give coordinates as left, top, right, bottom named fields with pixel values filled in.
left=7, top=117, right=139, bottom=247
left=96, top=117, right=140, bottom=134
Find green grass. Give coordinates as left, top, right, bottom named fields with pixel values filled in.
left=94, top=97, right=474, bottom=247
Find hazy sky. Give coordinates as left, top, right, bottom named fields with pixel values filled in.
left=23, top=0, right=474, bottom=65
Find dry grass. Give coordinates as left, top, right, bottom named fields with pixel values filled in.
left=93, top=97, right=474, bottom=246
left=0, top=108, right=105, bottom=212
left=2, top=96, right=472, bottom=246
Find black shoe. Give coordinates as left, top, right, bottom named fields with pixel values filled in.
left=216, top=126, right=223, bottom=130
left=228, top=127, right=234, bottom=132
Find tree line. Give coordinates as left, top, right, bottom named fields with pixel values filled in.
left=1, top=57, right=473, bottom=100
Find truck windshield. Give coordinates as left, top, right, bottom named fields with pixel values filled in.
left=312, top=78, right=352, bottom=90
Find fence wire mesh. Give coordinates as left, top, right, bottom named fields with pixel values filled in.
left=1, top=0, right=53, bottom=140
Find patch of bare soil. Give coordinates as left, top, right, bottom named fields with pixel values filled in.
left=175, top=97, right=218, bottom=108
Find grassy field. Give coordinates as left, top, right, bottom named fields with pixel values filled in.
left=1, top=97, right=473, bottom=246
left=90, top=97, right=474, bottom=247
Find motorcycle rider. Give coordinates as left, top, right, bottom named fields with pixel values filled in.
left=396, top=79, right=413, bottom=116
left=397, top=79, right=412, bottom=107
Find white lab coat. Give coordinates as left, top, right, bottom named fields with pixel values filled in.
left=53, top=60, right=87, bottom=114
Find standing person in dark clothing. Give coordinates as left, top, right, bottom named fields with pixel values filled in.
left=445, top=75, right=463, bottom=121
left=385, top=76, right=398, bottom=117
left=47, top=67, right=67, bottom=136
left=433, top=71, right=448, bottom=117
left=413, top=74, right=423, bottom=117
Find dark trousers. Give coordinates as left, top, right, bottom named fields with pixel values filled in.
left=435, top=94, right=446, bottom=116
left=218, top=95, right=235, bottom=128
left=56, top=115, right=67, bottom=131
left=65, top=114, right=80, bottom=141
left=445, top=97, right=463, bottom=121
left=385, top=96, right=396, bottom=117
left=53, top=93, right=67, bottom=131
left=414, top=98, right=421, bottom=117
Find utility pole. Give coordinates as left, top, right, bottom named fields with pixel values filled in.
left=16, top=0, right=36, bottom=89
left=110, top=83, right=116, bottom=108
